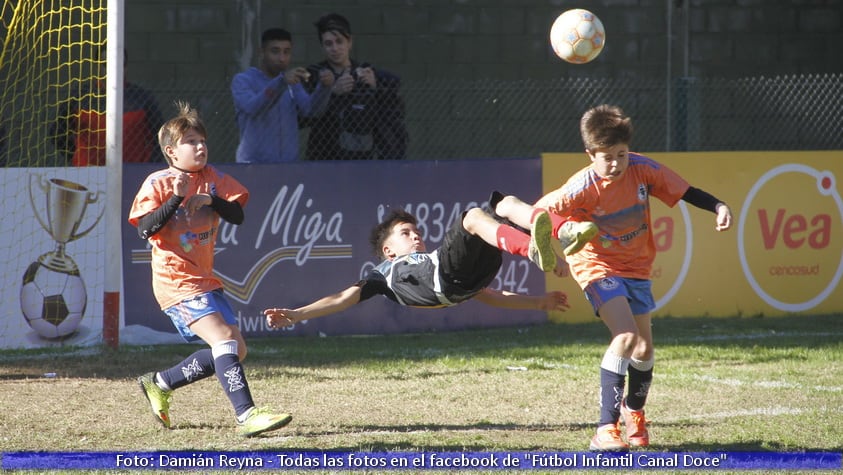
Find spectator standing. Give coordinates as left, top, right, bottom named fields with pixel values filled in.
left=231, top=28, right=331, bottom=163
left=303, top=13, right=408, bottom=160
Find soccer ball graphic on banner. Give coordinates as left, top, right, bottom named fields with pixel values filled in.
left=20, top=261, right=87, bottom=339
left=549, top=9, right=606, bottom=64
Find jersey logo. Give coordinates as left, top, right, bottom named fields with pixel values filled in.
left=398, top=253, right=429, bottom=265
left=637, top=183, right=648, bottom=202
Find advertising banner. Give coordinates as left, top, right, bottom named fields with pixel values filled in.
left=3, top=152, right=836, bottom=349
left=0, top=168, right=107, bottom=349
left=121, top=159, right=548, bottom=344
left=542, top=151, right=843, bottom=322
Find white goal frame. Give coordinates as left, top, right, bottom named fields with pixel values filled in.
left=103, top=0, right=124, bottom=348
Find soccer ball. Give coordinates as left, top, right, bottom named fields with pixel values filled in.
left=20, top=261, right=87, bottom=339
left=549, top=9, right=606, bottom=64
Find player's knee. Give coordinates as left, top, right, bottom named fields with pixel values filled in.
left=612, top=331, right=638, bottom=354
left=462, top=207, right=484, bottom=232
left=633, top=342, right=654, bottom=362
left=496, top=195, right=516, bottom=215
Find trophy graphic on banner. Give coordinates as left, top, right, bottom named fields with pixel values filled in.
left=20, top=175, right=104, bottom=339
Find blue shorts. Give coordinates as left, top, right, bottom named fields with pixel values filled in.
left=163, top=289, right=237, bottom=342
left=584, top=276, right=655, bottom=317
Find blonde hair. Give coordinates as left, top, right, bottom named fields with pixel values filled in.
left=157, top=101, right=207, bottom=164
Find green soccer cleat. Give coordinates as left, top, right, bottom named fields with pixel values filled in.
left=237, top=408, right=293, bottom=437
left=528, top=211, right=557, bottom=272
left=555, top=220, right=599, bottom=256
left=137, top=372, right=173, bottom=429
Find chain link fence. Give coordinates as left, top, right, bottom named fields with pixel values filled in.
left=150, top=73, right=842, bottom=164
left=9, top=73, right=838, bottom=167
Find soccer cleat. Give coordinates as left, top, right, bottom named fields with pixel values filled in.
left=589, top=423, right=629, bottom=451
left=621, top=398, right=650, bottom=447
left=488, top=190, right=506, bottom=214
left=555, top=220, right=598, bottom=256
left=527, top=211, right=556, bottom=272
left=237, top=408, right=293, bottom=437
left=138, top=372, right=173, bottom=429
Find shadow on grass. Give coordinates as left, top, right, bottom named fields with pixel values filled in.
left=282, top=440, right=835, bottom=452
left=299, top=421, right=593, bottom=436
left=0, top=314, right=841, bottom=380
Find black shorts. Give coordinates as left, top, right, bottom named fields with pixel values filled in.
left=438, top=211, right=502, bottom=295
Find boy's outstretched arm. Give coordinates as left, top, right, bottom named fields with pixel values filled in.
left=264, top=284, right=362, bottom=328
left=681, top=186, right=732, bottom=231
left=474, top=288, right=570, bottom=312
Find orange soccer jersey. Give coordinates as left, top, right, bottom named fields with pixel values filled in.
left=537, top=153, right=689, bottom=289
left=128, top=165, right=249, bottom=309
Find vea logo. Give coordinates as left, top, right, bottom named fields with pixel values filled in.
left=738, top=164, right=843, bottom=311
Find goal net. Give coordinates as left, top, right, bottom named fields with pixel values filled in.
left=0, top=0, right=109, bottom=349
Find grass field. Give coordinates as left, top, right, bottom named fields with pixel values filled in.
left=1, top=313, right=841, bottom=474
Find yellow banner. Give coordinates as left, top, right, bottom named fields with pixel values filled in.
left=542, top=151, right=843, bottom=322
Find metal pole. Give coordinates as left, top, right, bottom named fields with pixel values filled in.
left=666, top=0, right=673, bottom=151
left=103, top=0, right=124, bottom=349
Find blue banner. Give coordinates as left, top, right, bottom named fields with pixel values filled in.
left=121, top=159, right=548, bottom=343
left=3, top=451, right=841, bottom=470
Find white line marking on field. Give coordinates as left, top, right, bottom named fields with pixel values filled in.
left=661, top=407, right=806, bottom=423
left=696, top=374, right=843, bottom=392
left=678, top=330, right=843, bottom=342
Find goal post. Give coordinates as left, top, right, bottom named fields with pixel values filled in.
left=103, top=0, right=124, bottom=349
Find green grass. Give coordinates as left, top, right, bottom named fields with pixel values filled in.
left=0, top=313, right=841, bottom=474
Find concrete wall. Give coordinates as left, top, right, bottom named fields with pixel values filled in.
left=121, top=1, right=843, bottom=162
left=126, top=0, right=843, bottom=87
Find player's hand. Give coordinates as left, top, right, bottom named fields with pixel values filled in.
left=355, top=66, right=377, bottom=89
left=184, top=193, right=211, bottom=216
left=173, top=172, right=189, bottom=197
left=319, top=68, right=334, bottom=87
left=715, top=203, right=732, bottom=231
left=332, top=71, right=355, bottom=95
left=552, top=257, right=569, bottom=278
left=264, top=308, right=299, bottom=328
left=538, top=290, right=570, bottom=312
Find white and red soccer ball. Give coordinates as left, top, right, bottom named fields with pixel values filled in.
left=550, top=9, right=606, bottom=64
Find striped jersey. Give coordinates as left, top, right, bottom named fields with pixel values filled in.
left=358, top=251, right=480, bottom=308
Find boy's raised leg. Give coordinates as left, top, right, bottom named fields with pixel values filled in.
left=555, top=220, right=599, bottom=256
left=528, top=211, right=556, bottom=272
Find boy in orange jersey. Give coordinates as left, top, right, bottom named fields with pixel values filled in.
left=128, top=101, right=291, bottom=437
left=495, top=104, right=732, bottom=451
